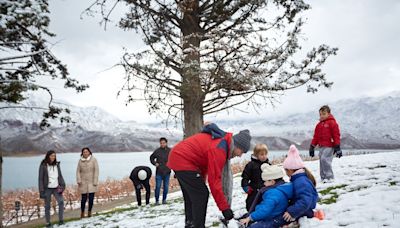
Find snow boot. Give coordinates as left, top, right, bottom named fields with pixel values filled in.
left=80, top=212, right=85, bottom=219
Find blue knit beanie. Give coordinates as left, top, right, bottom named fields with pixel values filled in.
left=233, top=129, right=251, bottom=153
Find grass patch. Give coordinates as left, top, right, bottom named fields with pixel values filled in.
left=348, top=185, right=369, bottom=192
left=389, top=181, right=397, bottom=186
left=318, top=184, right=347, bottom=205
left=319, top=184, right=347, bottom=195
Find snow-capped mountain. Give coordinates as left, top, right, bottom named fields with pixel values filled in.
left=1, top=91, right=400, bottom=154
left=217, top=91, right=400, bottom=146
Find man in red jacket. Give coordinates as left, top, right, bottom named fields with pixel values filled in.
left=167, top=123, right=252, bottom=228
left=309, top=105, right=342, bottom=183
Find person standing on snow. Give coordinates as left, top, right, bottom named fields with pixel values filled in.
left=150, top=137, right=171, bottom=205
left=167, top=123, right=252, bottom=228
left=129, top=166, right=152, bottom=207
left=309, top=105, right=342, bottom=183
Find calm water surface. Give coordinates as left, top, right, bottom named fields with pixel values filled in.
left=3, top=149, right=392, bottom=190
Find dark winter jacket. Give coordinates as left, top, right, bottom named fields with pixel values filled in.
left=150, top=147, right=171, bottom=176
left=287, top=172, right=318, bottom=219
left=167, top=123, right=233, bottom=211
left=249, top=181, right=293, bottom=222
left=38, top=162, right=66, bottom=195
left=241, top=156, right=271, bottom=191
left=129, top=166, right=152, bottom=187
left=311, top=114, right=341, bottom=148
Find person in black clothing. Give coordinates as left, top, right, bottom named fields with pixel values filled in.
left=129, top=166, right=152, bottom=207
left=241, top=144, right=271, bottom=211
left=150, top=137, right=171, bottom=204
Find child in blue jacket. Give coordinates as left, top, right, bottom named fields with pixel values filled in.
left=278, top=145, right=318, bottom=226
left=240, top=164, right=293, bottom=228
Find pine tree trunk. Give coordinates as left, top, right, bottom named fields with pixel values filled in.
left=181, top=0, right=204, bottom=138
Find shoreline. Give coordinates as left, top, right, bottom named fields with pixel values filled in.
left=2, top=150, right=151, bottom=158
left=4, top=148, right=398, bottom=158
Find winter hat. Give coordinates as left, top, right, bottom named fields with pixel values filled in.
left=283, top=145, right=305, bottom=170
left=138, top=170, right=147, bottom=180
left=233, top=129, right=252, bottom=153
left=261, top=164, right=285, bottom=181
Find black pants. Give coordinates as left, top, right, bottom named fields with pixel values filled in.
left=175, top=171, right=209, bottom=228
left=245, top=190, right=257, bottom=212
left=135, top=180, right=151, bottom=206
left=81, top=193, right=95, bottom=212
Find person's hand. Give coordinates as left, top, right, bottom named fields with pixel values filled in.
left=242, top=186, right=253, bottom=195
left=309, top=145, right=315, bottom=157
left=283, top=212, right=294, bottom=222
left=155, top=163, right=160, bottom=167
left=240, top=216, right=251, bottom=226
left=334, top=145, right=342, bottom=158
left=222, top=208, right=234, bottom=221
left=334, top=150, right=343, bottom=158
left=77, top=182, right=81, bottom=185
left=136, top=184, right=143, bottom=190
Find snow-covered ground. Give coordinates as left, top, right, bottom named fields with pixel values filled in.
left=58, top=152, right=400, bottom=227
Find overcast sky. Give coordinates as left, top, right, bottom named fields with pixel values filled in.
left=45, top=0, right=400, bottom=123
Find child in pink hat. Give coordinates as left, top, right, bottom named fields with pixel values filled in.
left=275, top=145, right=319, bottom=226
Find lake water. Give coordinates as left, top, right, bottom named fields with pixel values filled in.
left=2, top=149, right=394, bottom=191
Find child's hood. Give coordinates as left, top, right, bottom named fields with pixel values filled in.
left=251, top=155, right=270, bottom=164
left=321, top=114, right=336, bottom=122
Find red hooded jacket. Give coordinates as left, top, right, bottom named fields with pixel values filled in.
left=311, top=114, right=341, bottom=148
left=167, top=131, right=232, bottom=211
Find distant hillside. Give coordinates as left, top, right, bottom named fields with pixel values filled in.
left=1, top=91, right=400, bottom=154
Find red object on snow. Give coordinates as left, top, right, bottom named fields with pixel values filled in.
left=311, top=114, right=341, bottom=148
left=167, top=132, right=233, bottom=211
left=314, top=209, right=325, bottom=220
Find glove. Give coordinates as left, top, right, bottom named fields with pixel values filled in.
left=242, top=186, right=253, bottom=195
left=309, top=145, right=315, bottom=157
left=334, top=145, right=342, bottom=158
left=222, top=209, right=234, bottom=221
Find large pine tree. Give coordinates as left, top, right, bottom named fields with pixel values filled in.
left=87, top=0, right=337, bottom=138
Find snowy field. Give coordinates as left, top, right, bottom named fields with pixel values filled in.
left=58, top=152, right=400, bottom=228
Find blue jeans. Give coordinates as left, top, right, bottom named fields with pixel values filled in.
left=155, top=174, right=170, bottom=202
left=44, top=188, right=64, bottom=223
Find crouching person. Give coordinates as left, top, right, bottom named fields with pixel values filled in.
left=240, top=164, right=292, bottom=228
left=130, top=166, right=152, bottom=207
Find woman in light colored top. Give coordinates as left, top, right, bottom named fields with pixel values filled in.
left=76, top=147, right=99, bottom=218
left=38, top=150, right=65, bottom=227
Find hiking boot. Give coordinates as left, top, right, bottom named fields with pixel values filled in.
left=45, top=223, right=53, bottom=228
left=155, top=201, right=160, bottom=205
left=80, top=212, right=85, bottom=219
left=88, top=211, right=92, bottom=217
left=58, top=221, right=64, bottom=225
left=162, top=200, right=167, bottom=204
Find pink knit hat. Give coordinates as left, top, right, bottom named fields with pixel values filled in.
left=283, top=145, right=305, bottom=170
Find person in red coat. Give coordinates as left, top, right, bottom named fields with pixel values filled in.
left=167, top=123, right=252, bottom=228
left=309, top=105, right=342, bottom=183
